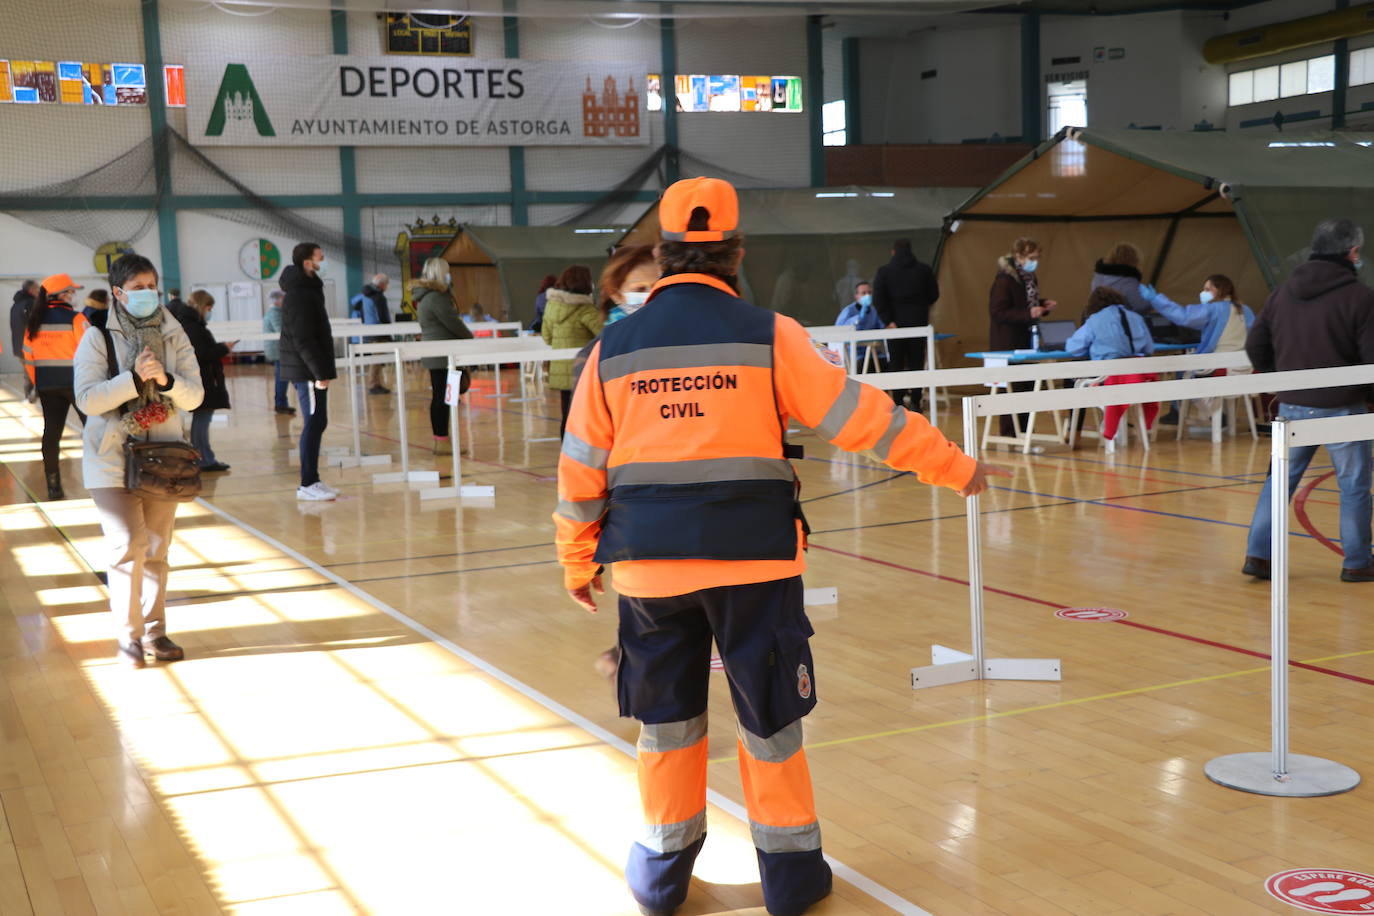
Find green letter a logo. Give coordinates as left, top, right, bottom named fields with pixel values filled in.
left=204, top=64, right=275, bottom=137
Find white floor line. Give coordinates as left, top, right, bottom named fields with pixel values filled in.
left=195, top=495, right=935, bottom=916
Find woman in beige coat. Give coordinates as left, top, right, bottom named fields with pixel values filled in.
left=73, top=254, right=203, bottom=668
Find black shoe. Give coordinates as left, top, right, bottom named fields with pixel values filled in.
left=145, top=636, right=185, bottom=661
left=368, top=385, right=391, bottom=395
left=115, top=642, right=146, bottom=669
left=274, top=406, right=296, bottom=415
left=45, top=472, right=64, bottom=501
left=201, top=462, right=231, bottom=473
left=1157, top=410, right=1179, bottom=425
left=1242, top=556, right=1271, bottom=580
left=638, top=906, right=677, bottom=916
left=1341, top=561, right=1374, bottom=582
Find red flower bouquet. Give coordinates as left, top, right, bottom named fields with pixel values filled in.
left=121, top=398, right=172, bottom=436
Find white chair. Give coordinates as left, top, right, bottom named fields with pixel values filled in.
left=1176, top=382, right=1258, bottom=442
left=1068, top=376, right=1154, bottom=453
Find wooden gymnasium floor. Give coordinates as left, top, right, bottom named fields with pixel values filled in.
left=0, top=361, right=1372, bottom=916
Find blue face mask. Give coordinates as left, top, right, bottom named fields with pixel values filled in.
left=1023, top=259, right=1038, bottom=273
left=858, top=293, right=872, bottom=308
left=1356, top=259, right=1365, bottom=272
left=1198, top=290, right=1214, bottom=305
left=121, top=288, right=160, bottom=318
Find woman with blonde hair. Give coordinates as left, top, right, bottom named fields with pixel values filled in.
left=414, top=257, right=472, bottom=454
left=1090, top=241, right=1154, bottom=314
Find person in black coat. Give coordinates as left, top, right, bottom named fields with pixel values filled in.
left=173, top=290, right=234, bottom=472
left=10, top=280, right=37, bottom=398
left=873, top=239, right=939, bottom=412
left=280, top=242, right=338, bottom=501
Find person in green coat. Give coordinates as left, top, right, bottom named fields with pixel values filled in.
left=539, top=264, right=601, bottom=437
left=414, top=257, right=473, bottom=455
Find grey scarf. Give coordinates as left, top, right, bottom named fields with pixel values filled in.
left=112, top=300, right=167, bottom=408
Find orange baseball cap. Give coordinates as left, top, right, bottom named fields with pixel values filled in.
left=40, top=273, right=82, bottom=293
left=659, top=177, right=739, bottom=242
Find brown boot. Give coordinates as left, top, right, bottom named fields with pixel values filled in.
left=433, top=436, right=452, bottom=456
left=145, top=636, right=185, bottom=661
left=115, top=642, right=146, bottom=669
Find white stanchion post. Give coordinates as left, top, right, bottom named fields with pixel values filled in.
left=419, top=357, right=495, bottom=503
left=909, top=395, right=1061, bottom=690
left=348, top=343, right=362, bottom=459
left=373, top=347, right=437, bottom=485
left=1204, top=416, right=1361, bottom=797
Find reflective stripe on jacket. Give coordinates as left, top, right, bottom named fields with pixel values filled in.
left=554, top=273, right=978, bottom=599
left=23, top=305, right=88, bottom=390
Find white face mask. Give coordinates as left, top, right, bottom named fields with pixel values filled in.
left=314, top=258, right=329, bottom=276
left=620, top=291, right=649, bottom=312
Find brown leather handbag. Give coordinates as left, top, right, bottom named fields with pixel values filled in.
left=101, top=328, right=202, bottom=502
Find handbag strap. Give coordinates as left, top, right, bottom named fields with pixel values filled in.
left=99, top=326, right=129, bottom=417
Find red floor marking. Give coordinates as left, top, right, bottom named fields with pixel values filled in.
left=809, top=542, right=1374, bottom=687
left=1294, top=471, right=1343, bottom=557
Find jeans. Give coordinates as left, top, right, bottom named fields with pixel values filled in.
left=38, top=389, right=86, bottom=479
left=1245, top=403, right=1373, bottom=568
left=293, top=381, right=329, bottom=487
left=272, top=361, right=290, bottom=409
left=884, top=336, right=928, bottom=412
left=190, top=410, right=217, bottom=466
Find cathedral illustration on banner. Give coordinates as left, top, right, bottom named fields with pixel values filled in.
left=583, top=75, right=640, bottom=138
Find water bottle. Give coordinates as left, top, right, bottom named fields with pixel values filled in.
left=1031, top=323, right=1041, bottom=351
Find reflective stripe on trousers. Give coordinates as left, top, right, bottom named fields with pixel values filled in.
left=637, top=713, right=708, bottom=854
left=737, top=720, right=821, bottom=853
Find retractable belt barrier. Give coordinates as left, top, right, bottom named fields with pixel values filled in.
left=911, top=364, right=1374, bottom=703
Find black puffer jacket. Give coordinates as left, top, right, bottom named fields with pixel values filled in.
left=873, top=249, right=940, bottom=327
left=10, top=290, right=33, bottom=356
left=279, top=265, right=336, bottom=382
left=169, top=302, right=231, bottom=412
left=1247, top=256, right=1374, bottom=407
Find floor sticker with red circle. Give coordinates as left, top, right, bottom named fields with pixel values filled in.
left=1055, top=607, right=1128, bottom=622
left=1267, top=869, right=1374, bottom=912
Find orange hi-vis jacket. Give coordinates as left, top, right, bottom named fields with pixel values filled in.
left=554, top=273, right=977, bottom=599
left=23, top=303, right=89, bottom=391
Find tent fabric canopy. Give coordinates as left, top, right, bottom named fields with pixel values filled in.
left=440, top=225, right=623, bottom=323
left=937, top=129, right=1374, bottom=359
left=619, top=186, right=973, bottom=326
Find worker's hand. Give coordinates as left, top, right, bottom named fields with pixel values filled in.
left=885, top=322, right=896, bottom=329
left=958, top=462, right=1013, bottom=498
left=134, top=347, right=167, bottom=386
left=1029, top=306, right=1048, bottom=319
left=1042, top=299, right=1058, bottom=311
left=226, top=340, right=238, bottom=351
left=314, top=379, right=330, bottom=390
left=569, top=574, right=604, bottom=614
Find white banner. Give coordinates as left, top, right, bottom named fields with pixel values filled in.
left=187, top=58, right=649, bottom=147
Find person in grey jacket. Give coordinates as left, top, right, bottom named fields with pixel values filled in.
left=73, top=254, right=203, bottom=668
left=262, top=289, right=293, bottom=414
left=1088, top=242, right=1154, bottom=315
left=414, top=257, right=472, bottom=454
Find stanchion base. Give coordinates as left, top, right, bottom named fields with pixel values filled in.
left=911, top=645, right=1062, bottom=691
left=1205, top=752, right=1361, bottom=797
left=372, top=470, right=441, bottom=485
left=803, top=587, right=837, bottom=606
left=418, top=484, right=496, bottom=504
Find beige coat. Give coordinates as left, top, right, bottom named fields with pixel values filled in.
left=73, top=311, right=204, bottom=491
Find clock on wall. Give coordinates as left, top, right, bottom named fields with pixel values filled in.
left=239, top=238, right=282, bottom=280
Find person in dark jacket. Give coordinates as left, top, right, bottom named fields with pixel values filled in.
left=173, top=290, right=234, bottom=472
left=83, top=289, right=110, bottom=330
left=1088, top=242, right=1154, bottom=315
left=1242, top=218, right=1374, bottom=583
left=166, top=288, right=186, bottom=314
left=988, top=238, right=1059, bottom=437
left=279, top=242, right=338, bottom=502
left=10, top=280, right=37, bottom=399
left=353, top=274, right=392, bottom=394
left=873, top=238, right=939, bottom=411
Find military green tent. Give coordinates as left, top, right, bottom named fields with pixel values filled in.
left=936, top=128, right=1374, bottom=358
left=440, top=225, right=625, bottom=324
left=619, top=186, right=974, bottom=326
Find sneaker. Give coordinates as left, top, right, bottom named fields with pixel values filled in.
left=1242, top=556, right=1271, bottom=580
left=145, top=635, right=184, bottom=661
left=200, top=462, right=231, bottom=473
left=317, top=480, right=340, bottom=497
left=297, top=482, right=337, bottom=501
left=368, top=385, right=391, bottom=395
left=1340, top=560, right=1374, bottom=582
left=274, top=406, right=296, bottom=415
